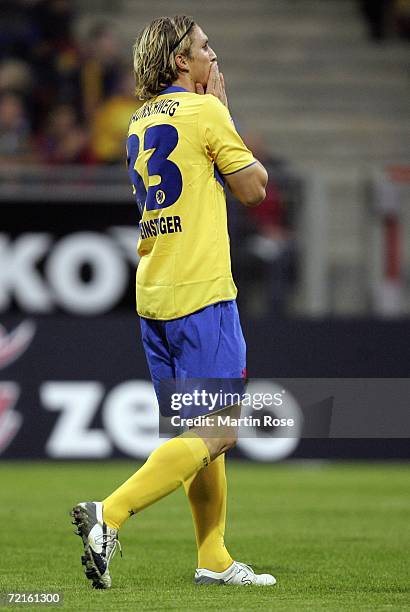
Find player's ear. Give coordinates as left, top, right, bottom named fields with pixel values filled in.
left=175, top=54, right=189, bottom=73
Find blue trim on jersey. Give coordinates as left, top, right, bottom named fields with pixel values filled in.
left=160, top=86, right=188, bottom=94
left=214, top=164, right=225, bottom=187
left=223, top=161, right=257, bottom=176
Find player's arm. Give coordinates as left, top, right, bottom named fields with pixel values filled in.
left=223, top=160, right=268, bottom=207
left=198, top=64, right=268, bottom=207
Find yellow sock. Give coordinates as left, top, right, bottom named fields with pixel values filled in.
left=102, top=433, right=210, bottom=529
left=184, top=454, right=233, bottom=572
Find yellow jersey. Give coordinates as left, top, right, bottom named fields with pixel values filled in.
left=126, top=86, right=255, bottom=320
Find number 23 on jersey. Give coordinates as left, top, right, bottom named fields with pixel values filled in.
left=126, top=124, right=183, bottom=215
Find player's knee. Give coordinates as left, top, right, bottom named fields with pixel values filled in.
left=203, top=433, right=238, bottom=460
left=221, top=435, right=237, bottom=452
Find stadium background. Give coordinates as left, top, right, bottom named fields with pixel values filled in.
left=1, top=0, right=409, bottom=460
left=1, top=2, right=410, bottom=609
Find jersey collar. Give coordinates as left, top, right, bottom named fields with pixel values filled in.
left=159, top=86, right=188, bottom=94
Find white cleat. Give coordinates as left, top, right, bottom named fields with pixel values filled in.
left=195, top=561, right=276, bottom=586
left=71, top=501, right=121, bottom=589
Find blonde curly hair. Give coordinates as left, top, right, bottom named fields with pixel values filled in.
left=133, top=16, right=195, bottom=101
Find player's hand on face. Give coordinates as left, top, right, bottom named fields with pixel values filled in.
left=196, top=62, right=228, bottom=108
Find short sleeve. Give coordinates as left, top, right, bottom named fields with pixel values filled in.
left=199, top=95, right=256, bottom=175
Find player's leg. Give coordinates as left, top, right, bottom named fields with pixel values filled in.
left=186, top=404, right=275, bottom=586
left=173, top=301, right=276, bottom=585
left=71, top=410, right=237, bottom=588
left=101, top=315, right=237, bottom=529
left=71, top=417, right=237, bottom=588
left=102, top=431, right=210, bottom=528
left=185, top=418, right=276, bottom=586
left=101, top=399, right=239, bottom=529
left=184, top=453, right=233, bottom=573
left=71, top=316, right=235, bottom=588
left=168, top=302, right=241, bottom=573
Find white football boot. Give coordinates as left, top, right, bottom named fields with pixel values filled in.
left=195, top=561, right=276, bottom=586
left=71, top=501, right=121, bottom=589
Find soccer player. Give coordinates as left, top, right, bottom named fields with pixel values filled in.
left=71, top=15, right=275, bottom=589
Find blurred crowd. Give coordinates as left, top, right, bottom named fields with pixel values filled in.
left=0, top=0, right=136, bottom=165
left=0, top=0, right=297, bottom=315
left=2, top=0, right=408, bottom=167
left=227, top=133, right=298, bottom=318
left=359, top=0, right=410, bottom=41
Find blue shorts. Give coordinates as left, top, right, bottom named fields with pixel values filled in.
left=140, top=300, right=247, bottom=418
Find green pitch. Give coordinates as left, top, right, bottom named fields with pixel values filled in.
left=0, top=461, right=409, bottom=611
